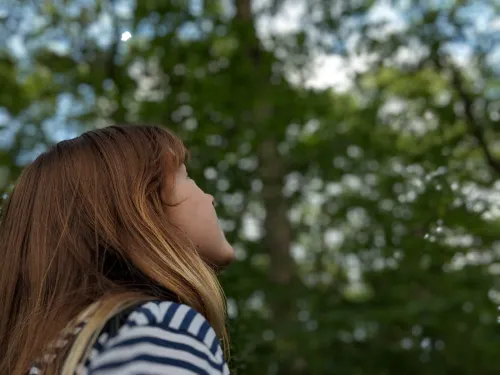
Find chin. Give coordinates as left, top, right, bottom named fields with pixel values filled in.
left=217, top=243, right=236, bottom=269
left=198, top=234, right=235, bottom=270
left=207, top=242, right=235, bottom=271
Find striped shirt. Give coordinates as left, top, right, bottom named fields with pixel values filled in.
left=29, top=300, right=230, bottom=375
left=85, top=301, right=230, bottom=375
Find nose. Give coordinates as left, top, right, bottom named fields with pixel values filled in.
left=208, top=194, right=215, bottom=206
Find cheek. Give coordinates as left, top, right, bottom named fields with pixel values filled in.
left=167, top=200, right=221, bottom=246
left=166, top=202, right=234, bottom=267
left=190, top=206, right=222, bottom=247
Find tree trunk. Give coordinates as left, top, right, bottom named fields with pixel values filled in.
left=234, top=0, right=295, bottom=294
left=233, top=1, right=298, bottom=374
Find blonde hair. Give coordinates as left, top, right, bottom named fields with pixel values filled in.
left=0, top=125, right=228, bottom=374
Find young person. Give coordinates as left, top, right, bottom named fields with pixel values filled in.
left=0, top=125, right=235, bottom=374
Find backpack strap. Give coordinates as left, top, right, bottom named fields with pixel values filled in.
left=102, top=302, right=148, bottom=339
left=61, top=298, right=156, bottom=374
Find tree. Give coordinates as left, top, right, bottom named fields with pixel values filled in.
left=1, top=0, right=500, bottom=374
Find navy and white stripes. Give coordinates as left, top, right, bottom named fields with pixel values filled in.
left=85, top=301, right=230, bottom=375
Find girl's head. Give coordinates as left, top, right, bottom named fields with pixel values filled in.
left=0, top=125, right=233, bottom=374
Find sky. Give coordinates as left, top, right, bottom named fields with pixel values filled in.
left=4, top=0, right=499, bottom=90
left=1, top=0, right=499, bottom=152
left=254, top=0, right=500, bottom=89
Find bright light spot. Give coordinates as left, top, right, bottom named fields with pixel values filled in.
left=121, top=31, right=132, bottom=41
left=492, top=17, right=500, bottom=31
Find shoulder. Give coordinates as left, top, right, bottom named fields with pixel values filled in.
left=125, top=300, right=222, bottom=356
left=87, top=300, right=228, bottom=375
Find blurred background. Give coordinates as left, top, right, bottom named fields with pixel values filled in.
left=1, top=0, right=500, bottom=374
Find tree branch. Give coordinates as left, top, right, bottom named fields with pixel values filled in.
left=434, top=56, right=500, bottom=175
left=448, top=65, right=500, bottom=174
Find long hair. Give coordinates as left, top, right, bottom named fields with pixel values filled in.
left=0, top=125, right=228, bottom=374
